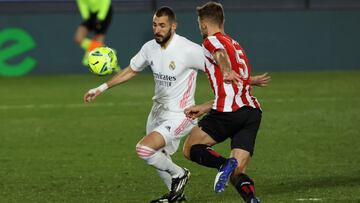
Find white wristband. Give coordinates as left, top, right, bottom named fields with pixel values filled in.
left=98, top=83, right=109, bottom=92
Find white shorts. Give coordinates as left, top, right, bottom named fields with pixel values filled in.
left=146, top=102, right=197, bottom=155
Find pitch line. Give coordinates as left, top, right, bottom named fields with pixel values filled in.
left=263, top=97, right=360, bottom=103
left=296, top=198, right=323, bottom=201
left=0, top=102, right=147, bottom=110
left=0, top=96, right=358, bottom=110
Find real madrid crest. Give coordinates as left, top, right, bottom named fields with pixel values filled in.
left=169, top=61, right=176, bottom=70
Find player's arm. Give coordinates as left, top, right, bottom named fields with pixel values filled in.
left=83, top=66, right=138, bottom=103
left=184, top=101, right=213, bottom=119
left=250, top=72, right=271, bottom=87
left=212, top=50, right=241, bottom=84
left=213, top=49, right=270, bottom=86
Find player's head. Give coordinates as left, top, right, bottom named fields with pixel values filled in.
left=153, top=6, right=177, bottom=46
left=196, top=1, right=225, bottom=38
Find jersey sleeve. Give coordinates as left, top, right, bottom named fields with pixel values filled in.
left=130, top=45, right=149, bottom=72
left=203, top=36, right=225, bottom=54
left=96, top=0, right=111, bottom=21
left=76, top=0, right=90, bottom=20
left=186, top=44, right=205, bottom=72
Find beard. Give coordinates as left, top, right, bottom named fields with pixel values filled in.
left=155, top=30, right=172, bottom=46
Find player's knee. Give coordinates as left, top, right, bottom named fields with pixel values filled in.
left=74, top=35, right=83, bottom=44
left=182, top=143, right=192, bottom=160
left=135, top=143, right=156, bottom=160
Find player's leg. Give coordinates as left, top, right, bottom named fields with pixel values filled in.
left=144, top=113, right=179, bottom=203
left=183, top=126, right=224, bottom=168
left=143, top=115, right=194, bottom=202
left=155, top=150, right=172, bottom=190
left=152, top=151, right=187, bottom=203
left=137, top=133, right=189, bottom=203
left=229, top=149, right=259, bottom=203
left=89, top=5, right=113, bottom=51
left=144, top=107, right=174, bottom=194
left=229, top=108, right=262, bottom=203
left=74, top=25, right=88, bottom=45
left=80, top=7, right=112, bottom=66
left=136, top=131, right=185, bottom=179
left=183, top=126, right=238, bottom=193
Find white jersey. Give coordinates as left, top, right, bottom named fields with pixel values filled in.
left=130, top=33, right=204, bottom=112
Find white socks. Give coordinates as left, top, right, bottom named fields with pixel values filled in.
left=157, top=169, right=172, bottom=190
left=136, top=144, right=185, bottom=186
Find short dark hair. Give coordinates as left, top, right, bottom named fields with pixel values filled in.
left=196, top=1, right=224, bottom=26
left=155, top=6, right=176, bottom=23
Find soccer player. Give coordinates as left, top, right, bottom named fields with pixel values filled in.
left=182, top=2, right=262, bottom=203
left=83, top=6, right=269, bottom=203
left=74, top=0, right=112, bottom=66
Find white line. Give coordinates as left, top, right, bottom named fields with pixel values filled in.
left=296, top=198, right=323, bottom=201
left=0, top=97, right=359, bottom=110
left=263, top=97, right=360, bottom=103
left=0, top=101, right=149, bottom=110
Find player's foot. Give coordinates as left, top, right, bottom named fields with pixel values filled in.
left=214, top=157, right=238, bottom=193
left=168, top=168, right=190, bottom=202
left=247, top=197, right=260, bottom=203
left=176, top=193, right=187, bottom=202
left=149, top=193, right=187, bottom=203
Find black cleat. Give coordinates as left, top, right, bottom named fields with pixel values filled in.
left=168, top=168, right=191, bottom=202
left=149, top=193, right=187, bottom=203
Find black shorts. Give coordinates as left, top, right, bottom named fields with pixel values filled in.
left=81, top=6, right=113, bottom=34
left=198, top=106, right=262, bottom=156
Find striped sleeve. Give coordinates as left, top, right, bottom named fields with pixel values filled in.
left=203, top=36, right=225, bottom=54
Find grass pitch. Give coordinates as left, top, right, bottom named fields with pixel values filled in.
left=0, top=71, right=359, bottom=202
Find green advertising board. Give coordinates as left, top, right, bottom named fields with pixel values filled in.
left=0, top=11, right=359, bottom=76
left=0, top=28, right=37, bottom=77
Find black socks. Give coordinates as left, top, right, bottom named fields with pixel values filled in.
left=189, top=144, right=227, bottom=169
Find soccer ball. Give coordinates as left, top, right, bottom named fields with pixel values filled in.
left=88, top=47, right=119, bottom=76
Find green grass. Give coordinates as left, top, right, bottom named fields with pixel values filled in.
left=0, top=71, right=359, bottom=203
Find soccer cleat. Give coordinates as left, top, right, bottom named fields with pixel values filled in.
left=168, top=168, right=190, bottom=202
left=149, top=193, right=187, bottom=203
left=149, top=194, right=169, bottom=203
left=247, top=197, right=260, bottom=203
left=214, top=157, right=238, bottom=193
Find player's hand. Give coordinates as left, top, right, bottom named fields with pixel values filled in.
left=223, top=70, right=242, bottom=84
left=84, top=88, right=101, bottom=103
left=83, top=83, right=108, bottom=103
left=184, top=105, right=207, bottom=119
left=251, top=72, right=271, bottom=87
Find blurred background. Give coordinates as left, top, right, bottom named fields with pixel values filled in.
left=1, top=0, right=360, bottom=76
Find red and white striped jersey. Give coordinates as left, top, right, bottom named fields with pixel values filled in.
left=202, top=32, right=261, bottom=112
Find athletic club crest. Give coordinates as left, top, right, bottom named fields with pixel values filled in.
left=169, top=61, right=176, bottom=70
